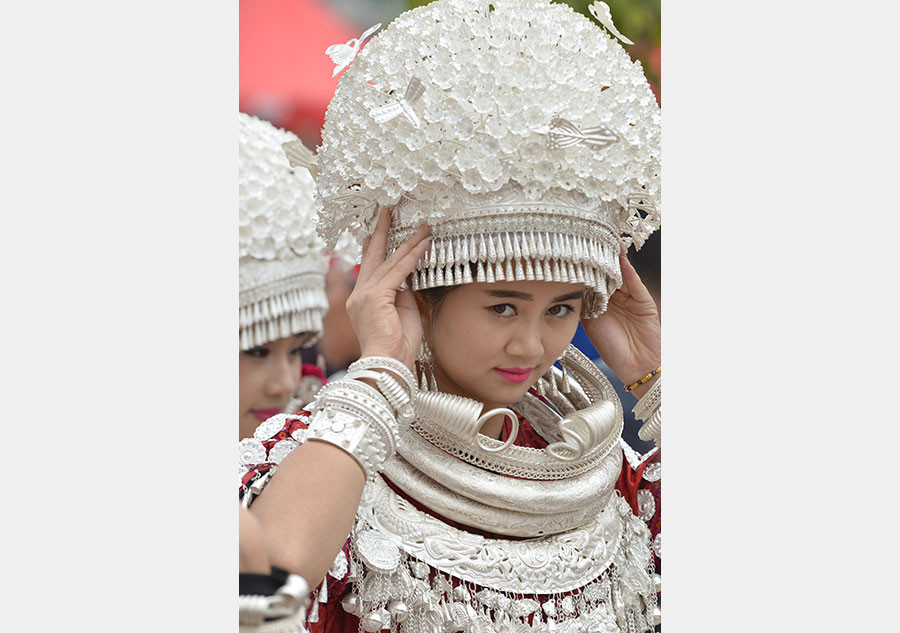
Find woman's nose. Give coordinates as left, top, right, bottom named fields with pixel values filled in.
left=266, top=356, right=300, bottom=398
left=506, top=320, right=544, bottom=360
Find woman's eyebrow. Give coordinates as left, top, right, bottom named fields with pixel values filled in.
left=553, top=292, right=584, bottom=302
left=485, top=290, right=534, bottom=300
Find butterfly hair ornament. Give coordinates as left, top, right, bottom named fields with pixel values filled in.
left=369, top=76, right=426, bottom=128
left=589, top=1, right=634, bottom=45
left=325, top=23, right=382, bottom=77
left=305, top=0, right=660, bottom=319
left=545, top=117, right=620, bottom=151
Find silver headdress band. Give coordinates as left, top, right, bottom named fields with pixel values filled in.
left=386, top=182, right=624, bottom=315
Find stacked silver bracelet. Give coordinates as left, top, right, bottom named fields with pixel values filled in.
left=307, top=377, right=401, bottom=479
left=347, top=356, right=417, bottom=394
left=239, top=574, right=310, bottom=633
left=633, top=377, right=661, bottom=446
left=347, top=356, right=418, bottom=422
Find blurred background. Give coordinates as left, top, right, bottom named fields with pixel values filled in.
left=240, top=0, right=660, bottom=449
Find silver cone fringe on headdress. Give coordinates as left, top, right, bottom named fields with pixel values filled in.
left=386, top=182, right=624, bottom=315
left=239, top=113, right=330, bottom=350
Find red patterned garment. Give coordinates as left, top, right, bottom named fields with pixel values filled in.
left=239, top=412, right=661, bottom=633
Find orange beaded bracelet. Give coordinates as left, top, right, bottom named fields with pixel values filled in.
left=624, top=366, right=661, bottom=393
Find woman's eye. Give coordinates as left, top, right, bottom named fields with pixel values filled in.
left=548, top=304, right=574, bottom=317
left=490, top=304, right=516, bottom=317
left=243, top=346, right=269, bottom=359
left=290, top=346, right=305, bottom=357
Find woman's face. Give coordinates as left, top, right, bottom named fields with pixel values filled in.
left=422, top=280, right=584, bottom=413
left=239, top=334, right=309, bottom=439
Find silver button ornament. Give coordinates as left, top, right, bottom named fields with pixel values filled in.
left=341, top=593, right=362, bottom=616
left=411, top=560, right=430, bottom=579
left=356, top=529, right=401, bottom=573
left=541, top=601, right=557, bottom=619
left=361, top=609, right=386, bottom=632
left=388, top=600, right=410, bottom=624
left=452, top=584, right=470, bottom=602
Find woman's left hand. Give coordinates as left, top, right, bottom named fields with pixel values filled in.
left=581, top=246, right=661, bottom=388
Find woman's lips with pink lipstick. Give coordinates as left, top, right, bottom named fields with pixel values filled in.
left=493, top=367, right=535, bottom=383
left=252, top=408, right=283, bottom=421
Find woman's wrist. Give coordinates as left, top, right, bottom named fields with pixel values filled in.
left=627, top=372, right=660, bottom=400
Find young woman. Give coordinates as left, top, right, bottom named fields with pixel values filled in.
left=240, top=2, right=662, bottom=631
left=238, top=112, right=330, bottom=440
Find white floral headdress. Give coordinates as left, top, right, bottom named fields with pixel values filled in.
left=313, top=0, right=660, bottom=316
left=239, top=113, right=329, bottom=350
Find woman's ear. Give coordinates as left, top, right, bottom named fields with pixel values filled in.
left=413, top=290, right=432, bottom=325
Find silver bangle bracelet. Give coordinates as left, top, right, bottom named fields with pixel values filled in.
left=347, top=356, right=417, bottom=398
left=633, top=378, right=661, bottom=446
left=637, top=408, right=661, bottom=445
left=307, top=379, right=400, bottom=478
left=632, top=377, right=661, bottom=421
left=346, top=369, right=415, bottom=424
left=375, top=372, right=415, bottom=423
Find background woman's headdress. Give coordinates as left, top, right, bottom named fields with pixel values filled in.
left=239, top=112, right=329, bottom=350
left=312, top=0, right=660, bottom=316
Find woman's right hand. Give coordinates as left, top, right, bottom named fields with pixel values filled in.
left=345, top=209, right=431, bottom=369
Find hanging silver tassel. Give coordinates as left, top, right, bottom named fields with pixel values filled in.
left=446, top=237, right=455, bottom=268
left=495, top=234, right=505, bottom=260
left=524, top=258, right=535, bottom=281
left=462, top=261, right=473, bottom=284
left=560, top=357, right=571, bottom=393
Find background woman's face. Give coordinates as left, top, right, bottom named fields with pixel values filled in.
left=423, top=280, right=584, bottom=412
left=238, top=334, right=308, bottom=439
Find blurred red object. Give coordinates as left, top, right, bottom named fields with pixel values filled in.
left=240, top=0, right=357, bottom=147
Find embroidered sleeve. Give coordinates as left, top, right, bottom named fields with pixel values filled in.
left=238, top=409, right=356, bottom=621
left=238, top=412, right=312, bottom=504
